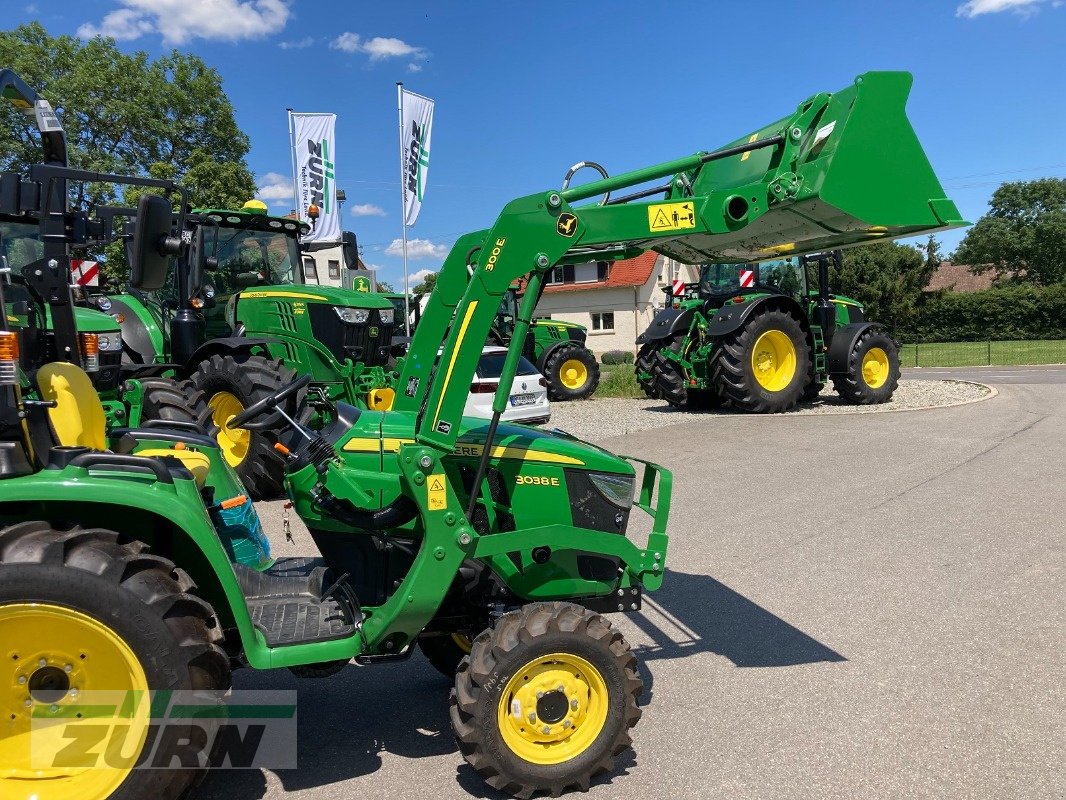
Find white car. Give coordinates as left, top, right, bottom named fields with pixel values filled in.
left=464, top=346, right=551, bottom=425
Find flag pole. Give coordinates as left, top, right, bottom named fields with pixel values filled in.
left=286, top=108, right=299, bottom=219
left=396, top=82, right=411, bottom=336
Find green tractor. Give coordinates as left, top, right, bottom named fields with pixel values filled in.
left=636, top=251, right=901, bottom=411
left=89, top=200, right=399, bottom=497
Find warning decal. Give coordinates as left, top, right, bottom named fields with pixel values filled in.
left=739, top=270, right=755, bottom=288
left=648, top=202, right=696, bottom=232
left=427, top=474, right=447, bottom=511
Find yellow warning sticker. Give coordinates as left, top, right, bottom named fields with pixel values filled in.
left=427, top=474, right=447, bottom=511
left=648, top=202, right=696, bottom=232
left=740, top=133, right=759, bottom=162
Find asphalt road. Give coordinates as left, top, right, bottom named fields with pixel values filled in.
left=197, top=380, right=1064, bottom=800
left=903, top=364, right=1066, bottom=384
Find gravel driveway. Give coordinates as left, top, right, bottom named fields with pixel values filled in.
left=548, top=379, right=992, bottom=441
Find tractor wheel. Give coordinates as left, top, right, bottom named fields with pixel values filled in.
left=802, top=380, right=825, bottom=401
left=651, top=334, right=721, bottom=410
left=831, top=328, right=901, bottom=404
left=716, top=308, right=810, bottom=413
left=544, top=345, right=600, bottom=401
left=634, top=342, right=663, bottom=399
left=190, top=354, right=295, bottom=499
left=0, top=522, right=231, bottom=800
left=419, top=632, right=475, bottom=678
left=138, top=377, right=216, bottom=434
left=451, top=602, right=642, bottom=798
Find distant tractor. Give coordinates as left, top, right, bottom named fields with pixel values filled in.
left=636, top=251, right=901, bottom=412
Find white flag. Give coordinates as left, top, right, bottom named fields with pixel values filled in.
left=400, top=90, right=434, bottom=227
left=291, top=112, right=340, bottom=244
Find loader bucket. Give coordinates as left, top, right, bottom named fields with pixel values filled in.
left=653, top=71, right=966, bottom=264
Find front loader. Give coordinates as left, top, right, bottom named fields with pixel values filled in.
left=637, top=251, right=900, bottom=411
left=0, top=71, right=962, bottom=800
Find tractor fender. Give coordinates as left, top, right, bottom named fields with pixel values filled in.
left=535, top=339, right=578, bottom=373
left=636, top=307, right=693, bottom=345
left=704, top=295, right=807, bottom=339
left=826, top=322, right=885, bottom=375
left=183, top=337, right=274, bottom=373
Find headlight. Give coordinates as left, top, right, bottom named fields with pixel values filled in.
left=378, top=308, right=394, bottom=325
left=95, top=296, right=112, bottom=312
left=96, top=333, right=123, bottom=352
left=335, top=307, right=369, bottom=324
left=588, top=472, right=635, bottom=510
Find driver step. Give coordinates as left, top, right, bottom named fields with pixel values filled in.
left=235, top=557, right=360, bottom=647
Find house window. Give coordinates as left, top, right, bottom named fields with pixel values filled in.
left=591, top=312, right=614, bottom=331
left=302, top=257, right=319, bottom=282
left=328, top=259, right=340, bottom=280
left=597, top=261, right=609, bottom=281
left=547, top=264, right=575, bottom=285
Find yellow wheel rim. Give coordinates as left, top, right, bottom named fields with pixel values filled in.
left=559, top=359, right=588, bottom=391
left=497, top=652, right=609, bottom=766
left=0, top=603, right=151, bottom=800
left=751, top=329, right=797, bottom=392
left=862, top=346, right=890, bottom=389
left=209, top=391, right=250, bottom=467
left=451, top=633, right=473, bottom=655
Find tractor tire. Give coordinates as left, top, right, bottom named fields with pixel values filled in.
left=651, top=334, right=722, bottom=410
left=802, top=381, right=825, bottom=401
left=138, top=377, right=216, bottom=434
left=831, top=328, right=901, bottom=404
left=419, top=632, right=474, bottom=678
left=451, top=602, right=642, bottom=798
left=715, top=308, right=810, bottom=413
left=190, top=354, right=296, bottom=500
left=544, top=345, right=600, bottom=401
left=0, top=522, right=231, bottom=800
left=635, top=341, right=664, bottom=399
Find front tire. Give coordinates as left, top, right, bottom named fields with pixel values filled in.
left=544, top=345, right=600, bottom=401
left=0, top=522, right=231, bottom=800
left=451, top=602, right=642, bottom=798
left=190, top=354, right=295, bottom=499
left=831, top=328, right=901, bottom=404
left=634, top=341, right=663, bottom=399
left=716, top=308, right=810, bottom=413
left=651, top=333, right=723, bottom=410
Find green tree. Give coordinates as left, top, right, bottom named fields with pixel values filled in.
left=918, top=234, right=943, bottom=269
left=831, top=241, right=936, bottom=335
left=412, top=272, right=437, bottom=295
left=0, top=23, right=254, bottom=210
left=953, top=178, right=1066, bottom=286
left=375, top=279, right=396, bottom=292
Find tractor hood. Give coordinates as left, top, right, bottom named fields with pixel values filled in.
left=239, top=284, right=393, bottom=310
left=59, top=305, right=122, bottom=334
left=454, top=418, right=632, bottom=476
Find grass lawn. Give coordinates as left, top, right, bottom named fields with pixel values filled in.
left=596, top=363, right=645, bottom=398
left=899, top=340, right=1066, bottom=368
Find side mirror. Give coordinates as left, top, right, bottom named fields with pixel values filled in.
left=186, top=224, right=205, bottom=298
left=341, top=231, right=359, bottom=270
left=130, top=194, right=177, bottom=291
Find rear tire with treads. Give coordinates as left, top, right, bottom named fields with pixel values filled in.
left=138, top=377, right=216, bottom=435
left=190, top=353, right=295, bottom=499
left=0, top=522, right=231, bottom=800
left=451, top=602, right=642, bottom=798
left=715, top=308, right=809, bottom=413
left=544, top=344, right=600, bottom=401
left=651, top=333, right=722, bottom=410
left=831, top=328, right=900, bottom=404
left=635, top=341, right=663, bottom=399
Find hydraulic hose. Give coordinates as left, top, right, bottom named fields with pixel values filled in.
left=314, top=488, right=419, bottom=532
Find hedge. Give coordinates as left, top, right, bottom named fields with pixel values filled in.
left=600, top=350, right=634, bottom=365
left=900, top=283, right=1066, bottom=343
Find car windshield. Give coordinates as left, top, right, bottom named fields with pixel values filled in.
left=0, top=221, right=43, bottom=272
left=477, top=352, right=539, bottom=379
left=207, top=227, right=301, bottom=292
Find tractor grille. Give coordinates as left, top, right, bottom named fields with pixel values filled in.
left=308, top=305, right=395, bottom=368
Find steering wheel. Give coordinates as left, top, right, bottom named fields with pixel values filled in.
left=228, top=374, right=312, bottom=429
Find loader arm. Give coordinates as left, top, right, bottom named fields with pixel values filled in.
left=394, top=70, right=966, bottom=451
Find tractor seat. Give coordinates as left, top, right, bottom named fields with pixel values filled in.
left=35, top=362, right=211, bottom=486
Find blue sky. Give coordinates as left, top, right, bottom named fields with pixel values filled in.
left=13, top=0, right=1066, bottom=286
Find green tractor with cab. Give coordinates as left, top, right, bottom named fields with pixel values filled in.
left=636, top=251, right=901, bottom=411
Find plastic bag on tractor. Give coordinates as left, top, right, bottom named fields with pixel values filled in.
left=653, top=71, right=966, bottom=265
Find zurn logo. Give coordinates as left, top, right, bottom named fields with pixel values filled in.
left=307, top=138, right=334, bottom=214
left=406, top=121, right=429, bottom=202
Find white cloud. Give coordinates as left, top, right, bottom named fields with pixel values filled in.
left=350, top=203, right=386, bottom=217
left=330, top=32, right=428, bottom=64
left=279, top=35, right=313, bottom=49
left=24, top=4, right=40, bottom=13
left=407, top=63, right=423, bottom=73
left=957, top=0, right=1047, bottom=16
left=255, top=172, right=293, bottom=205
left=408, top=268, right=435, bottom=284
left=363, top=263, right=385, bottom=272
left=77, top=0, right=289, bottom=45
left=385, top=238, right=448, bottom=260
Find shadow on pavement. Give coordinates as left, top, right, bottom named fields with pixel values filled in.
left=194, top=569, right=841, bottom=799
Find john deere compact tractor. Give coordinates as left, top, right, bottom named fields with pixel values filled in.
left=88, top=200, right=399, bottom=497
left=0, top=71, right=962, bottom=800
left=636, top=251, right=901, bottom=411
